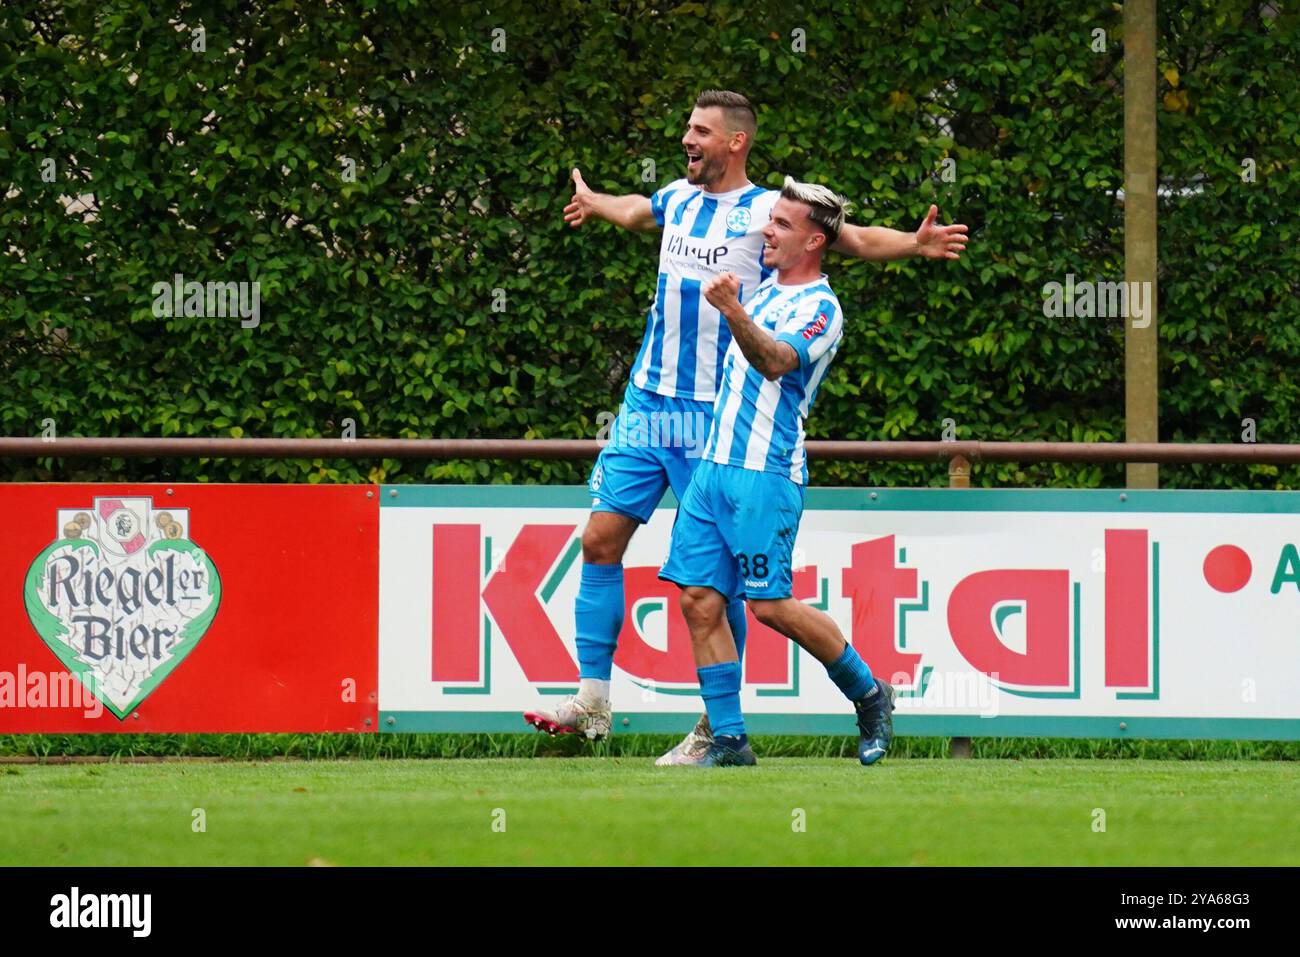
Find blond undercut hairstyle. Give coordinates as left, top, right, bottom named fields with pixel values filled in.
left=780, top=175, right=850, bottom=245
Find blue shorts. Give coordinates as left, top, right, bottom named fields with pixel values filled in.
left=588, top=384, right=714, bottom=523
left=659, top=460, right=805, bottom=601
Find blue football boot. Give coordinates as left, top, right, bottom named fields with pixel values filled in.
left=695, top=734, right=758, bottom=767
left=854, top=679, right=897, bottom=765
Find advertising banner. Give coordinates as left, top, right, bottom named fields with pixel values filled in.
left=379, top=485, right=1300, bottom=739
left=1, top=484, right=378, bottom=732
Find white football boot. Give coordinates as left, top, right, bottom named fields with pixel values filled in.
left=655, top=713, right=715, bottom=766
left=523, top=696, right=612, bottom=741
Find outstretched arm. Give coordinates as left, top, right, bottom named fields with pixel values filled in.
left=833, top=204, right=969, bottom=262
left=563, top=168, right=659, bottom=233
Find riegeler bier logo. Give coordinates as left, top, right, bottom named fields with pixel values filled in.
left=23, top=497, right=222, bottom=719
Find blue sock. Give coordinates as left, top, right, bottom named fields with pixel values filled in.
left=575, top=563, right=624, bottom=680
left=697, top=661, right=745, bottom=737
left=827, top=643, right=875, bottom=703
left=725, top=599, right=748, bottom=664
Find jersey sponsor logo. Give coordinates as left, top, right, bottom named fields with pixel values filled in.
left=725, top=207, right=752, bottom=232
left=665, top=233, right=729, bottom=267
left=802, top=311, right=829, bottom=340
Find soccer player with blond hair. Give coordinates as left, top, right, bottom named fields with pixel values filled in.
left=525, top=91, right=966, bottom=764
left=660, top=176, right=892, bottom=766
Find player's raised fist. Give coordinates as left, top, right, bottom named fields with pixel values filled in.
left=703, top=272, right=742, bottom=310
left=563, top=167, right=595, bottom=227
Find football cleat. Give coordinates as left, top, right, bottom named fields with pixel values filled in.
left=523, top=696, right=612, bottom=740
left=655, top=713, right=715, bottom=766
left=694, top=734, right=757, bottom=768
left=854, top=679, right=897, bottom=766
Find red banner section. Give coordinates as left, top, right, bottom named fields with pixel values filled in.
left=0, top=484, right=378, bottom=732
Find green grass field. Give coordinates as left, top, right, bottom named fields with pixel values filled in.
left=2, top=757, right=1297, bottom=866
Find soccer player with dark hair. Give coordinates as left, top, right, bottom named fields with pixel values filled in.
left=524, top=90, right=966, bottom=763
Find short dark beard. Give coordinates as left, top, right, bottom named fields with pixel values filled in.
left=686, top=153, right=724, bottom=186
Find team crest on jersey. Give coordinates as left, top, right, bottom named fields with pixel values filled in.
left=725, top=207, right=752, bottom=232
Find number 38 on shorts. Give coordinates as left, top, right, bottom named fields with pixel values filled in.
left=659, top=459, right=804, bottom=601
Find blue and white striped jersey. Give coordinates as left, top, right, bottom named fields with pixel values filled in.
left=702, top=275, right=844, bottom=485
left=631, top=179, right=780, bottom=402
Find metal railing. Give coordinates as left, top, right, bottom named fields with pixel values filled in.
left=3, top=437, right=1299, bottom=466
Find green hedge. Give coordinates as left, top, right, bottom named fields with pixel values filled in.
left=2, top=0, right=1298, bottom=489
